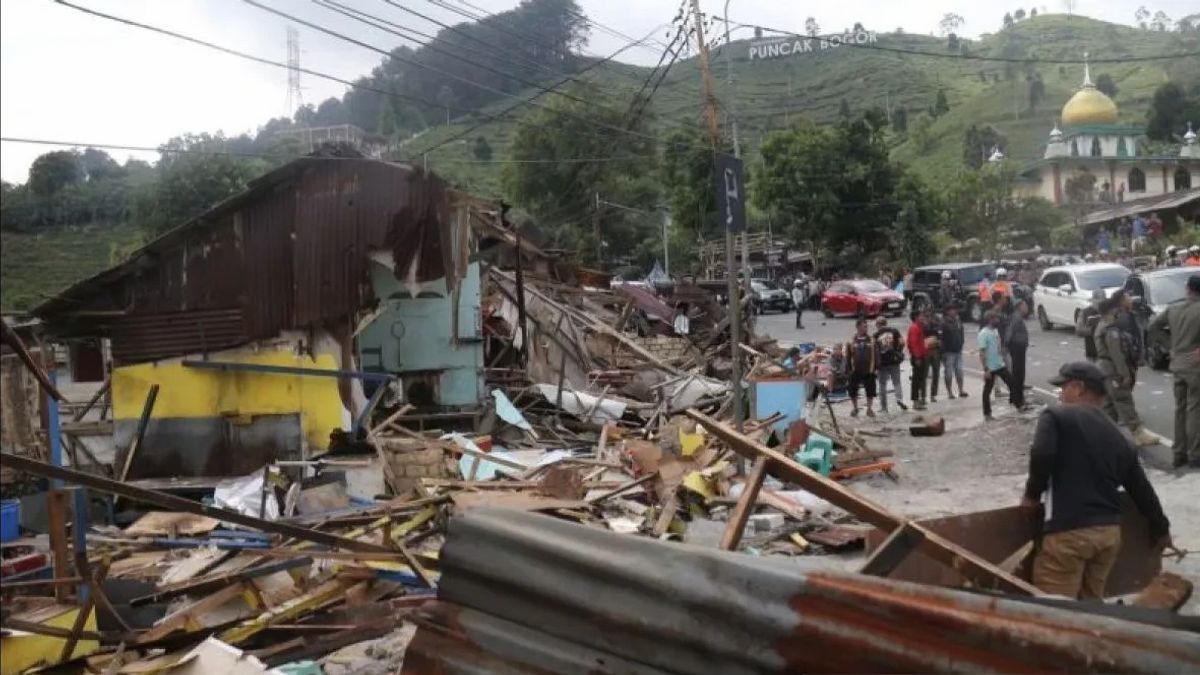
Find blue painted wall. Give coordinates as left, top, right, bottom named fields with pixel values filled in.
left=359, top=260, right=484, bottom=407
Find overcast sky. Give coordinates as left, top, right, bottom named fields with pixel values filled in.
left=0, top=0, right=1181, bottom=182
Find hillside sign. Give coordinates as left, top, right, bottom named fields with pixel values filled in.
left=748, top=31, right=878, bottom=61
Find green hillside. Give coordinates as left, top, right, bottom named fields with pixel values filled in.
left=1, top=223, right=143, bottom=311
left=422, top=15, right=1200, bottom=190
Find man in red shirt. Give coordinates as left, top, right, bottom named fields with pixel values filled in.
left=907, top=309, right=929, bottom=410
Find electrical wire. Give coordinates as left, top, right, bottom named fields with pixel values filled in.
left=49, top=0, right=510, bottom=122
left=242, top=0, right=709, bottom=153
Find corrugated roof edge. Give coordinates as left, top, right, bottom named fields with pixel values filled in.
left=31, top=157, right=421, bottom=320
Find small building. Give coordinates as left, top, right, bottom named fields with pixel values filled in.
left=1014, top=59, right=1199, bottom=205
left=34, top=157, right=491, bottom=479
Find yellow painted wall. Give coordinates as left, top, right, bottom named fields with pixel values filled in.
left=1, top=606, right=98, bottom=675
left=112, top=346, right=348, bottom=452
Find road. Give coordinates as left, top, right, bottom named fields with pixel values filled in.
left=754, top=307, right=1179, bottom=468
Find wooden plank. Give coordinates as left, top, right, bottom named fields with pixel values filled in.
left=584, top=473, right=656, bottom=505
left=720, top=456, right=770, bottom=551
left=1132, top=572, right=1193, bottom=611
left=72, top=378, right=112, bottom=422
left=0, top=453, right=394, bottom=555
left=59, top=560, right=110, bottom=661
left=0, top=320, right=66, bottom=401
left=118, top=384, right=159, bottom=484
left=652, top=491, right=679, bottom=537
left=860, top=523, right=926, bottom=577
left=688, top=411, right=1042, bottom=596
left=47, top=489, right=71, bottom=603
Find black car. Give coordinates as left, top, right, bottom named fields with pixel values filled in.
left=1124, top=266, right=1196, bottom=370
left=910, top=262, right=994, bottom=321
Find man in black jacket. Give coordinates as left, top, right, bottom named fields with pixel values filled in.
left=1021, top=362, right=1172, bottom=599
left=939, top=304, right=967, bottom=398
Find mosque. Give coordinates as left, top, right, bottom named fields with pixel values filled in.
left=1013, top=57, right=1199, bottom=206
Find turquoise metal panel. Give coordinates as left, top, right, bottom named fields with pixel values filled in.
left=359, top=260, right=483, bottom=407
left=750, top=378, right=807, bottom=437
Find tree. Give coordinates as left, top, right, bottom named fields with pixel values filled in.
left=909, top=113, right=936, bottom=154
left=1095, top=73, right=1118, bottom=97
left=1151, top=10, right=1171, bottom=31
left=1014, top=8, right=1026, bottom=20
left=853, top=22, right=864, bottom=32
left=938, top=13, right=965, bottom=36
left=805, top=17, right=819, bottom=36
left=1146, top=82, right=1200, bottom=141
left=947, top=33, right=959, bottom=51
left=1135, top=5, right=1150, bottom=29
left=1003, top=12, right=1014, bottom=29
left=838, top=98, right=852, bottom=118
left=436, top=85, right=457, bottom=125
left=472, top=136, right=493, bottom=161
left=754, top=109, right=906, bottom=259
left=1028, top=73, right=1045, bottom=111
left=946, top=162, right=1023, bottom=258
left=891, top=107, right=908, bottom=133
left=1030, top=7, right=1038, bottom=17
left=661, top=123, right=732, bottom=248
left=888, top=172, right=940, bottom=267
left=28, top=151, right=83, bottom=198
left=962, top=125, right=1007, bottom=169
left=80, top=148, right=122, bottom=182
left=931, top=88, right=950, bottom=118
left=503, top=84, right=657, bottom=263
left=138, top=134, right=267, bottom=236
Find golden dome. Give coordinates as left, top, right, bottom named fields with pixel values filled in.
left=1061, top=87, right=1119, bottom=126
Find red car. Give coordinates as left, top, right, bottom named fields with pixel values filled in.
left=821, top=280, right=905, bottom=318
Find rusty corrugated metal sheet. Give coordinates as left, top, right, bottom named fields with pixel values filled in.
left=35, top=158, right=475, bottom=364
left=109, top=308, right=248, bottom=364
left=404, top=509, right=1200, bottom=674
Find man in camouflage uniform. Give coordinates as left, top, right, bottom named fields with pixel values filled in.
left=1094, top=290, right=1156, bottom=447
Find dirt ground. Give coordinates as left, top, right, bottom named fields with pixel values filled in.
left=800, top=372, right=1200, bottom=614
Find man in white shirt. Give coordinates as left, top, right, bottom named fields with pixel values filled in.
left=673, top=302, right=690, bottom=336
left=791, top=278, right=808, bottom=329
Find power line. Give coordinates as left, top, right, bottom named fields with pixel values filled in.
left=442, top=0, right=674, bottom=54
left=50, top=0, right=510, bottom=122
left=314, top=0, right=592, bottom=107
left=719, top=17, right=1200, bottom=63
left=243, top=0, right=704, bottom=153
left=0, top=136, right=658, bottom=165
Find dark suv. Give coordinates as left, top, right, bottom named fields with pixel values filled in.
left=910, top=262, right=995, bottom=322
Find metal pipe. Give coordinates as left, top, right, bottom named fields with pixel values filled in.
left=181, top=359, right=395, bottom=382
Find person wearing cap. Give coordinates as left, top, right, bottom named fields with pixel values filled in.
left=977, top=310, right=1015, bottom=421
left=1023, top=362, right=1172, bottom=599
left=1093, top=290, right=1156, bottom=446
left=940, top=303, right=967, bottom=399
left=873, top=316, right=907, bottom=413
left=1148, top=274, right=1200, bottom=468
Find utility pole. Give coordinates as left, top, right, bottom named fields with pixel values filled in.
left=723, top=0, right=750, bottom=305
left=691, top=0, right=744, bottom=439
left=662, top=211, right=671, bottom=277
left=285, top=26, right=303, bottom=117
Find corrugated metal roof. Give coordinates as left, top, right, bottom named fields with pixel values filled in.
left=35, top=157, right=483, bottom=364
left=406, top=508, right=1200, bottom=674
left=1080, top=188, right=1200, bottom=226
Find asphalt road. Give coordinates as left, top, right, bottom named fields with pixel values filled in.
left=754, top=307, right=1179, bottom=468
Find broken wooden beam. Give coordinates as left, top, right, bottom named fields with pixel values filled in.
left=860, top=523, right=926, bottom=577
left=720, top=456, right=769, bottom=551
left=687, top=410, right=1042, bottom=596
left=0, top=453, right=393, bottom=555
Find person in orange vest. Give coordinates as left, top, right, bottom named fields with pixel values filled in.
left=1187, top=245, right=1200, bottom=266
left=991, top=267, right=1013, bottom=298
left=977, top=273, right=994, bottom=323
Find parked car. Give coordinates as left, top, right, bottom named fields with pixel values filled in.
left=1034, top=263, right=1130, bottom=330
left=749, top=279, right=792, bottom=314
left=1124, top=266, right=1197, bottom=369
left=821, top=279, right=905, bottom=318
left=909, top=262, right=994, bottom=322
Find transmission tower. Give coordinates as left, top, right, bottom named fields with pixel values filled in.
left=285, top=26, right=303, bottom=117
